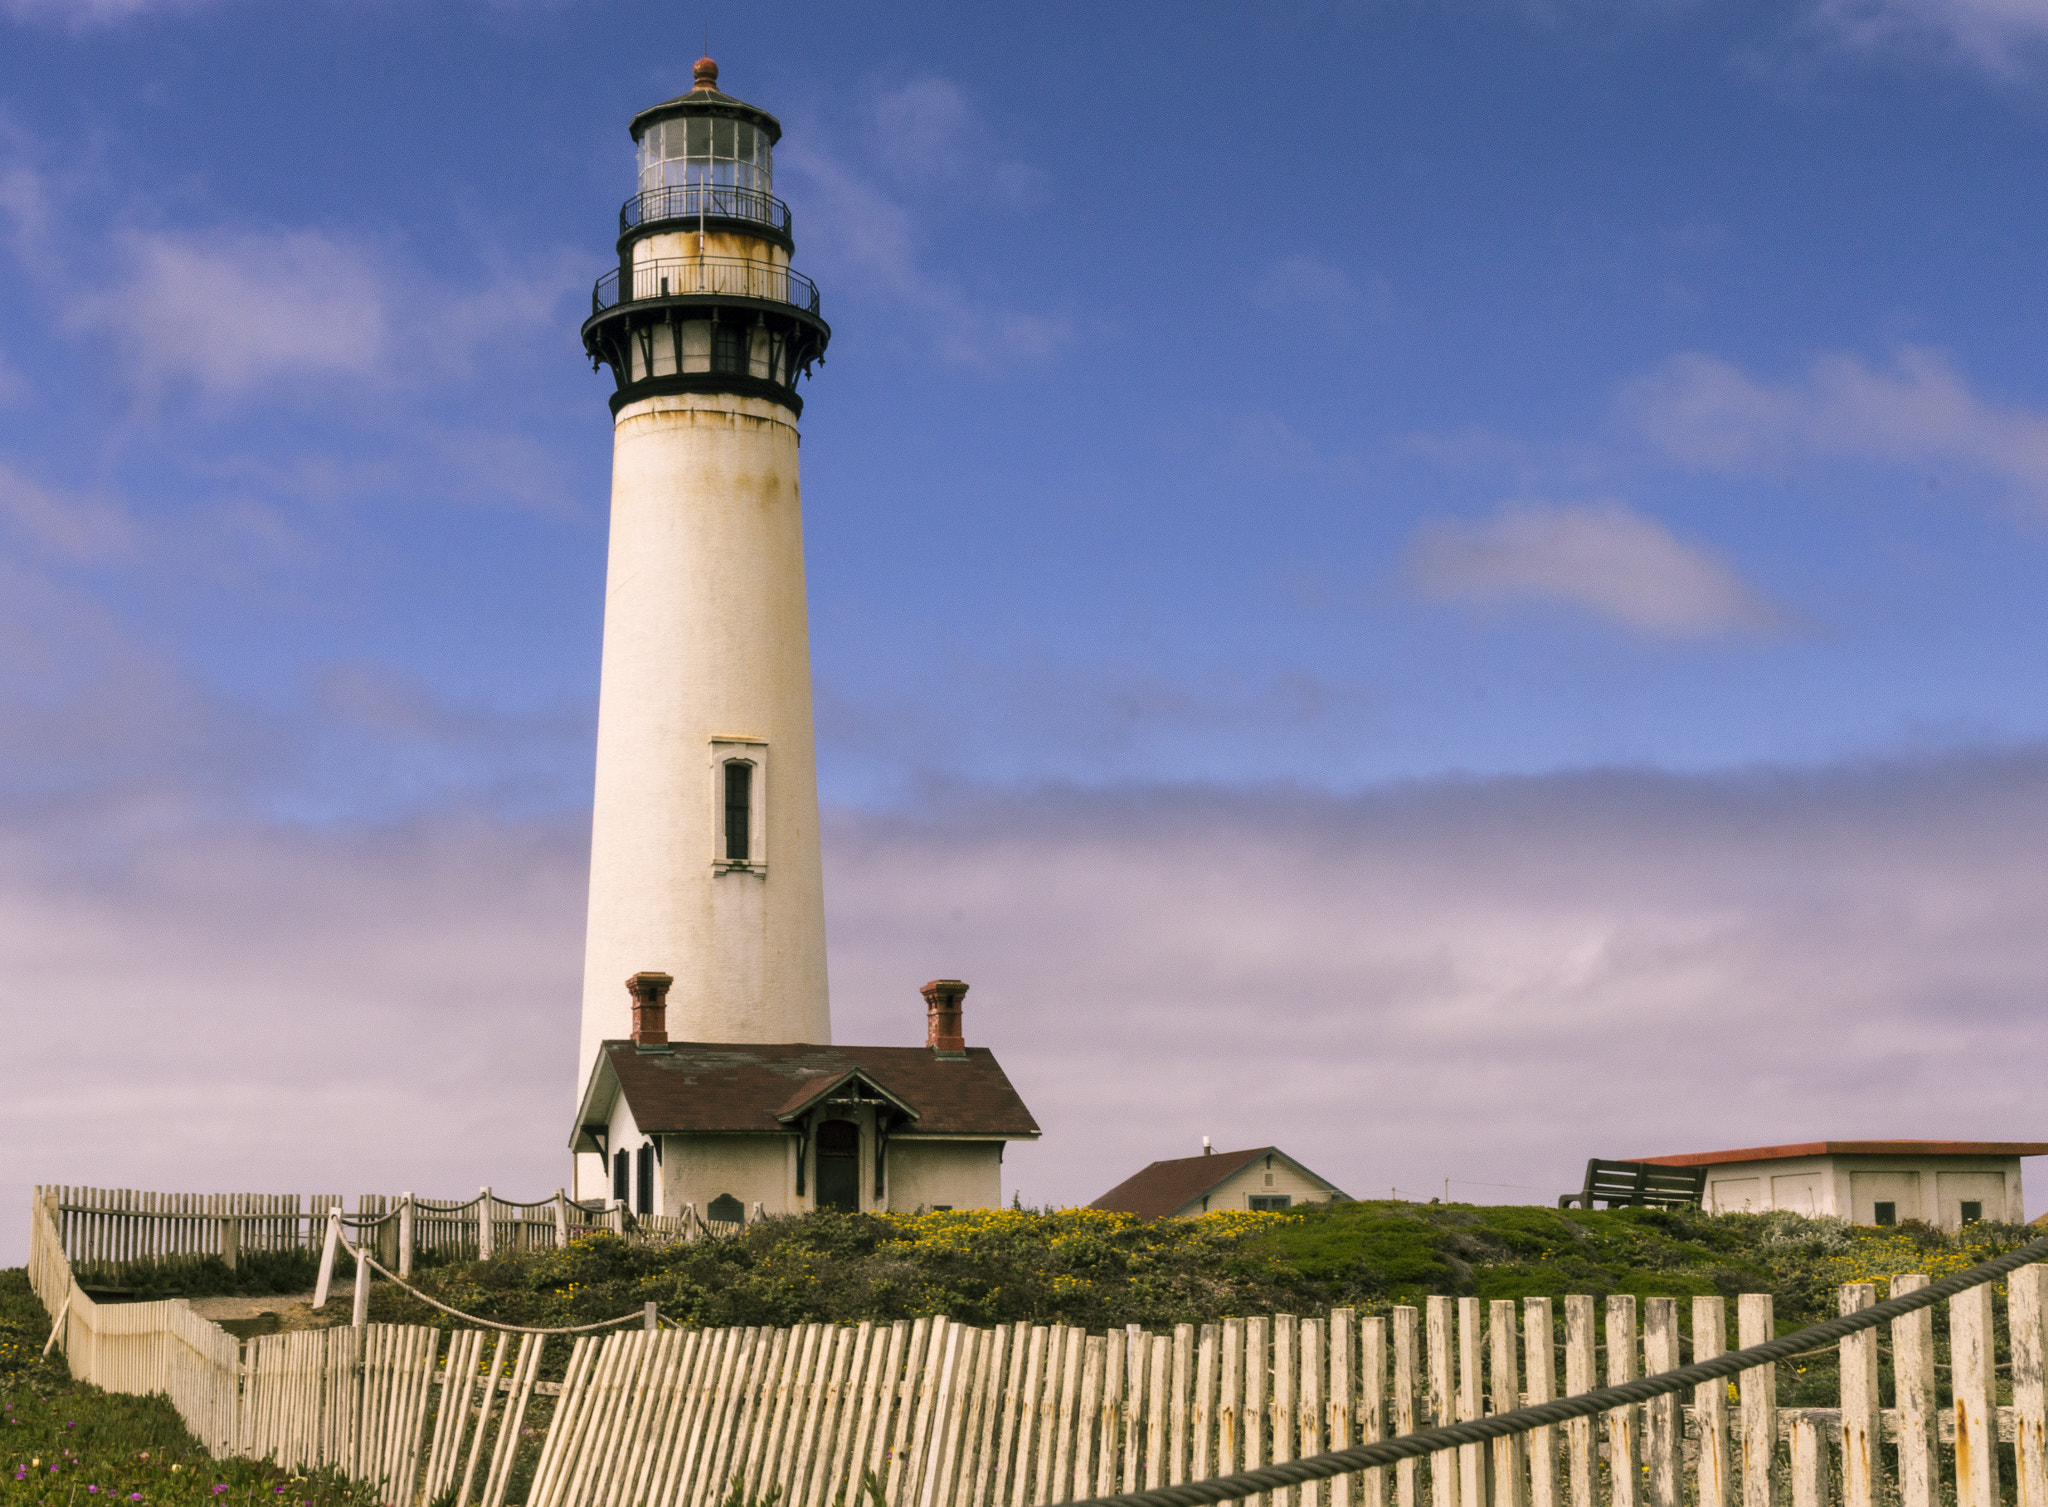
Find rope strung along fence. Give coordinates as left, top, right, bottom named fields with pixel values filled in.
left=1062, top=1231, right=2048, bottom=1507
left=357, top=1251, right=668, bottom=1334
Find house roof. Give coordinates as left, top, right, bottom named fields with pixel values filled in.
left=572, top=1040, right=1040, bottom=1149
left=1638, top=1140, right=2048, bottom=1168
left=1088, top=1147, right=1346, bottom=1219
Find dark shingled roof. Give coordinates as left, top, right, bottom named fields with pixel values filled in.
left=590, top=1041, right=1040, bottom=1139
left=1088, top=1147, right=1275, bottom=1219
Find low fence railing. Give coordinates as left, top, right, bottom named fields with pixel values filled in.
left=591, top=256, right=821, bottom=315
left=29, top=1187, right=2048, bottom=1507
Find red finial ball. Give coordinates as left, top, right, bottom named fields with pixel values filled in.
left=693, top=56, right=719, bottom=91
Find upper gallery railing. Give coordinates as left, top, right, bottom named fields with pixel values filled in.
left=621, top=183, right=792, bottom=237
left=591, top=256, right=821, bottom=315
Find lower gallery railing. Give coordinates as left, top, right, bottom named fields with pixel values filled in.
left=28, top=1190, right=2048, bottom=1507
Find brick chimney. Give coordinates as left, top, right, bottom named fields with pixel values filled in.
left=922, top=978, right=968, bottom=1058
left=627, top=971, right=673, bottom=1048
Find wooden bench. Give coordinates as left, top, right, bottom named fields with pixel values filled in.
left=1558, top=1158, right=1707, bottom=1210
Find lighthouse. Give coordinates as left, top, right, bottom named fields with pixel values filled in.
left=566, top=61, right=1040, bottom=1217
left=574, top=58, right=834, bottom=1110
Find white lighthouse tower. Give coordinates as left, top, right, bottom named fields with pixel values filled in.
left=573, top=58, right=834, bottom=1129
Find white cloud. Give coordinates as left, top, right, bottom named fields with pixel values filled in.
left=1251, top=252, right=1371, bottom=314
left=70, top=230, right=391, bottom=401
left=1406, top=499, right=1784, bottom=638
left=1808, top=0, right=2048, bottom=71
left=60, top=228, right=574, bottom=406
left=0, top=460, right=136, bottom=564
left=1624, top=347, right=2048, bottom=501
left=0, top=0, right=203, bottom=24
left=823, top=756, right=2048, bottom=1216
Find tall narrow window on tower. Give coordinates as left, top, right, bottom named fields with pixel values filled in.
left=724, top=761, right=752, bottom=862
left=709, top=737, right=768, bottom=874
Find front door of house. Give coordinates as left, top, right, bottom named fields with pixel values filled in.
left=816, top=1120, right=860, bottom=1212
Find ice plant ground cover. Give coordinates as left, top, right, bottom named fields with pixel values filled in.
left=0, top=1272, right=364, bottom=1506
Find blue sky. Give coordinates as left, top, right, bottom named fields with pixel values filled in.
left=7, top=0, right=2048, bottom=1257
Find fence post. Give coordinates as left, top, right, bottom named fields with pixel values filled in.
left=1952, top=1281, right=2001, bottom=1507
left=313, top=1207, right=342, bottom=1309
left=1839, top=1284, right=1879, bottom=1507
left=1605, top=1297, right=1639, bottom=1507
left=219, top=1213, right=239, bottom=1274
left=1891, top=1274, right=1936, bottom=1507
left=1643, top=1298, right=1678, bottom=1507
left=477, top=1187, right=494, bottom=1261
left=350, top=1241, right=369, bottom=1328
left=554, top=1190, right=570, bottom=1248
left=1562, top=1296, right=1596, bottom=1507
left=398, top=1194, right=414, bottom=1279
left=1692, top=1297, right=1729, bottom=1507
left=1737, top=1294, right=1776, bottom=1507
left=2012, top=1265, right=2048, bottom=1507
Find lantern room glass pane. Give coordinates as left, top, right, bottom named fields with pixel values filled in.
left=639, top=111, right=774, bottom=194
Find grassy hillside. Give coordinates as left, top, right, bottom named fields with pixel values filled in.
left=352, top=1201, right=2036, bottom=1339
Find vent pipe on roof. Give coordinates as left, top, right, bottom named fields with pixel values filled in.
left=922, top=978, right=968, bottom=1058
left=1203, top=1137, right=1212, bottom=1156
left=627, top=971, right=673, bottom=1048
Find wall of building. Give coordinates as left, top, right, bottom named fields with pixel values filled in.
left=659, top=1134, right=793, bottom=1220
left=1178, top=1153, right=1339, bottom=1216
left=1703, top=1155, right=2022, bottom=1231
left=884, top=1140, right=1003, bottom=1213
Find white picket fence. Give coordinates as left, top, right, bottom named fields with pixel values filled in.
left=30, top=1186, right=2048, bottom=1507
left=39, top=1185, right=728, bottom=1283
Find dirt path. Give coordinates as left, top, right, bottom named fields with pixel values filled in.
left=186, top=1279, right=355, bottom=1339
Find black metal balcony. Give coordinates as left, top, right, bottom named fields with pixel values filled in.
left=593, top=257, right=820, bottom=317
left=621, top=184, right=792, bottom=238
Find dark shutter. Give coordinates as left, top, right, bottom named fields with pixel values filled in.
left=612, top=1149, right=628, bottom=1202
left=636, top=1145, right=655, bottom=1215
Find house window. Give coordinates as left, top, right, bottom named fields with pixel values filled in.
left=724, top=762, right=752, bottom=861
left=612, top=1149, right=628, bottom=1203
left=636, top=1145, right=655, bottom=1216
left=1250, top=1195, right=1291, bottom=1212
left=1874, top=1202, right=1897, bottom=1227
left=1962, top=1201, right=1984, bottom=1225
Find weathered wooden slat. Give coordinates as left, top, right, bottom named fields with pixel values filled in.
left=1643, top=1298, right=1678, bottom=1507
left=1561, top=1297, right=1594, bottom=1507
left=1791, top=1417, right=1827, bottom=1507
left=1954, top=1284, right=2001, bottom=1507
left=1692, top=1297, right=1729, bottom=1507
left=1488, top=1301, right=1524, bottom=1507
left=1606, top=1296, right=1639, bottom=1507
left=1426, top=1299, right=1459, bottom=1507
left=1522, top=1300, right=1554, bottom=1507
left=1326, top=1310, right=1353, bottom=1507
left=1890, top=1275, right=1935, bottom=1507
left=1738, top=1294, right=1776, bottom=1507
left=1393, top=1307, right=1419, bottom=1507
left=2013, top=1267, right=2048, bottom=1507
left=1838, top=1284, right=1879, bottom=1507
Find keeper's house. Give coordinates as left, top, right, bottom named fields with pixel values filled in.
left=1090, top=1144, right=1347, bottom=1219
left=1639, top=1141, right=2047, bottom=1230
left=572, top=977, right=1039, bottom=1221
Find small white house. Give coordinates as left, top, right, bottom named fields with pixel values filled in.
left=1639, top=1141, right=2047, bottom=1230
left=1089, top=1145, right=1348, bottom=1219
left=570, top=976, right=1040, bottom=1220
